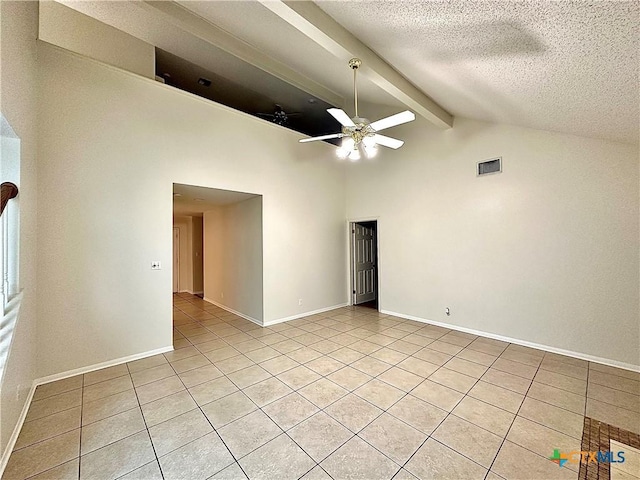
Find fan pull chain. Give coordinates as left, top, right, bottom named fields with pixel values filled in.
left=353, top=65, right=358, bottom=118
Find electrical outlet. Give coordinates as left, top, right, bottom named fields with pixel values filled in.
left=445, top=307, right=451, bottom=316
left=298, top=299, right=303, bottom=306
left=151, top=261, right=161, bottom=270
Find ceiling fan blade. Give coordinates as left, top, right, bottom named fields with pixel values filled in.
left=299, top=133, right=343, bottom=143
left=327, top=108, right=356, bottom=127
left=373, top=134, right=404, bottom=149
left=370, top=111, right=415, bottom=132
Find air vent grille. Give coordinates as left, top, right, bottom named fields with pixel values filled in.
left=478, top=158, right=502, bottom=176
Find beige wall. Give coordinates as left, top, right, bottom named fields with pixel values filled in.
left=0, top=0, right=39, bottom=457
left=204, top=197, right=263, bottom=322
left=346, top=116, right=639, bottom=367
left=36, top=43, right=346, bottom=376
left=38, top=1, right=154, bottom=78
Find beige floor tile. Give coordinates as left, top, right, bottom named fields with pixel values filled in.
left=243, top=377, right=293, bottom=407
left=84, top=364, right=129, bottom=387
left=131, top=364, right=175, bottom=387
left=467, top=341, right=506, bottom=357
left=218, top=410, right=282, bottom=458
left=286, top=347, right=323, bottom=364
left=194, top=339, right=228, bottom=353
left=527, top=381, right=585, bottom=414
left=214, top=354, right=255, bottom=374
left=432, top=415, right=503, bottom=468
left=288, top=412, right=353, bottom=462
left=270, top=338, right=303, bottom=354
left=439, top=333, right=474, bottom=348
left=611, top=440, right=640, bottom=478
left=328, top=366, right=372, bottom=391
left=169, top=353, right=211, bottom=374
left=518, top=396, right=584, bottom=439
left=453, top=397, right=515, bottom=436
left=301, top=465, right=333, bottom=480
left=328, top=347, right=366, bottom=364
left=444, top=357, right=488, bottom=379
left=388, top=394, right=448, bottom=435
left=277, top=365, right=322, bottom=390
left=211, top=462, right=247, bottom=479
left=32, top=376, right=83, bottom=402
left=539, top=358, right=588, bottom=380
left=591, top=364, right=640, bottom=382
left=15, top=406, right=81, bottom=450
left=299, top=378, right=348, bottom=409
left=83, top=375, right=134, bottom=404
left=178, top=363, right=223, bottom=388
left=507, top=417, right=581, bottom=472
left=360, top=413, right=427, bottom=464
left=259, top=355, right=299, bottom=376
left=455, top=348, right=496, bottom=367
left=141, top=390, right=197, bottom=428
left=350, top=356, right=392, bottom=376
left=387, top=339, right=422, bottom=355
left=227, top=365, right=272, bottom=389
left=5, top=429, right=80, bottom=479
left=354, top=379, right=405, bottom=410
left=370, top=347, right=409, bottom=365
left=413, top=348, right=452, bottom=366
left=492, top=441, right=575, bottom=480
left=588, top=382, right=640, bottom=413
left=81, top=389, right=139, bottom=427
left=324, top=393, right=383, bottom=433
left=429, top=340, right=464, bottom=356
left=239, top=433, right=315, bottom=480
left=188, top=376, right=238, bottom=406
left=148, top=408, right=213, bottom=457
left=482, top=368, right=532, bottom=394
left=321, top=436, right=400, bottom=480
left=201, top=390, right=257, bottom=428
left=589, top=371, right=640, bottom=396
left=27, top=389, right=83, bottom=422
left=307, top=339, right=341, bottom=354
left=411, top=379, right=464, bottom=412
left=205, top=346, right=242, bottom=363
left=81, top=407, right=146, bottom=454
left=158, top=432, right=234, bottom=480
left=172, top=338, right=192, bottom=349
left=405, top=437, right=486, bottom=480
left=262, top=392, right=319, bottom=430
left=534, top=369, right=587, bottom=395
left=500, top=348, right=543, bottom=367
left=28, top=458, right=79, bottom=480
left=188, top=332, right=220, bottom=345
left=587, top=398, right=640, bottom=433
left=244, top=346, right=281, bottom=363
left=378, top=367, right=423, bottom=392
left=467, top=381, right=524, bottom=414
left=396, top=357, right=439, bottom=378
left=305, top=356, right=346, bottom=376
left=365, top=333, right=398, bottom=346
left=402, top=333, right=435, bottom=347
left=164, top=346, right=201, bottom=363
left=135, top=375, right=185, bottom=405
left=610, top=467, right=640, bottom=480
left=429, top=367, right=477, bottom=394
left=349, top=340, right=383, bottom=355
left=79, top=430, right=155, bottom=480
left=491, top=357, right=537, bottom=379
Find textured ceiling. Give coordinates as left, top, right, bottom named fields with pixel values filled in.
left=61, top=0, right=638, bottom=144
left=317, top=0, right=639, bottom=144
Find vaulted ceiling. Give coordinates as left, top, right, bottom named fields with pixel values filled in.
left=61, top=0, right=638, bottom=144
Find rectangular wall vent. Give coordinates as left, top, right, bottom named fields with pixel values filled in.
left=478, top=157, right=502, bottom=176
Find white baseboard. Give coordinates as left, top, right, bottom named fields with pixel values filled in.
left=203, top=297, right=262, bottom=326
left=264, top=303, right=349, bottom=326
left=34, top=345, right=174, bottom=387
left=380, top=309, right=640, bottom=373
left=0, top=345, right=173, bottom=477
left=0, top=382, right=36, bottom=476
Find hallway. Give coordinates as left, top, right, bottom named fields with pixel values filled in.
left=3, top=294, right=639, bottom=479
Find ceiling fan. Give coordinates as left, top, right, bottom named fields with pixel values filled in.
left=299, top=58, right=415, bottom=160
left=256, top=104, right=301, bottom=126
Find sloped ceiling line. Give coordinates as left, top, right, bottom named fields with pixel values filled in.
left=258, top=0, right=454, bottom=129
left=141, top=0, right=345, bottom=108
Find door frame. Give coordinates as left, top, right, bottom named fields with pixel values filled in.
left=173, top=226, right=180, bottom=293
left=346, top=217, right=380, bottom=308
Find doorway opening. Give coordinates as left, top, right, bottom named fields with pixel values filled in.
left=350, top=220, right=378, bottom=310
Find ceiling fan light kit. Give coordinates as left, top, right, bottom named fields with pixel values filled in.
left=299, top=58, right=415, bottom=161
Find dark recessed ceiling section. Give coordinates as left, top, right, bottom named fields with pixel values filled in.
left=155, top=48, right=341, bottom=145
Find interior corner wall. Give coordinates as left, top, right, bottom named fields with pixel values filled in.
left=0, top=0, right=39, bottom=455
left=203, top=197, right=263, bottom=323
left=173, top=216, right=193, bottom=293
left=192, top=216, right=203, bottom=294
left=36, top=43, right=346, bottom=376
left=346, top=116, right=639, bottom=367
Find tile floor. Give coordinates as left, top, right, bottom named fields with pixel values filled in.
left=3, top=293, right=639, bottom=479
